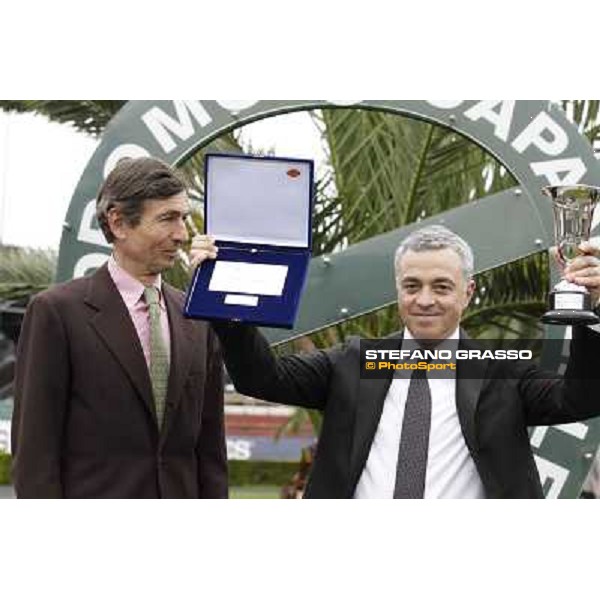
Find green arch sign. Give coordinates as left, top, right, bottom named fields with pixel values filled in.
left=58, top=100, right=600, bottom=498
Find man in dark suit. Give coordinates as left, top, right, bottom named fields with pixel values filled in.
left=194, top=225, right=600, bottom=498
left=12, top=157, right=227, bottom=498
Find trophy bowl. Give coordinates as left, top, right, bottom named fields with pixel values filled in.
left=541, top=184, right=600, bottom=325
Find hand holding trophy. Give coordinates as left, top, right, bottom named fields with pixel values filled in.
left=542, top=184, right=600, bottom=325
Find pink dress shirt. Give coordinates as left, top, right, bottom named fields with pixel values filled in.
left=107, top=256, right=171, bottom=369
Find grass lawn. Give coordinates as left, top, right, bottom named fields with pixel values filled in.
left=229, top=485, right=281, bottom=499
left=0, top=486, right=283, bottom=499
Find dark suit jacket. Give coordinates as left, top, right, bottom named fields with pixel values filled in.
left=12, top=264, right=227, bottom=498
left=213, top=323, right=600, bottom=498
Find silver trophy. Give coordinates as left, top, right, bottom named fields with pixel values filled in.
left=541, top=184, right=600, bottom=325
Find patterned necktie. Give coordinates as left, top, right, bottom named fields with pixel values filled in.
left=143, top=286, right=170, bottom=427
left=393, top=368, right=432, bottom=498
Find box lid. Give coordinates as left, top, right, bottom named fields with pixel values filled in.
left=205, top=153, right=314, bottom=248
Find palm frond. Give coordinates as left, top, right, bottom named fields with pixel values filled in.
left=0, top=246, right=56, bottom=301
left=0, top=101, right=125, bottom=136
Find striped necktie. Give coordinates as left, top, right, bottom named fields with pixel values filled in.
left=144, top=286, right=170, bottom=427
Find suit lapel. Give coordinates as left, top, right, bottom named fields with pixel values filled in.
left=455, top=332, right=489, bottom=456
left=85, top=265, right=156, bottom=420
left=160, top=285, right=195, bottom=440
left=349, top=335, right=401, bottom=490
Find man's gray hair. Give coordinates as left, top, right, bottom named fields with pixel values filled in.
left=394, top=225, right=475, bottom=281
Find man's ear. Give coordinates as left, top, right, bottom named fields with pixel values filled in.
left=107, top=207, right=127, bottom=241
left=464, top=279, right=476, bottom=308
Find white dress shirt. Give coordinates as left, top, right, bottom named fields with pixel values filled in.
left=354, top=327, right=486, bottom=499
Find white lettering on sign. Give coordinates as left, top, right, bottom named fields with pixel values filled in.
left=530, top=428, right=546, bottom=448
left=77, top=200, right=111, bottom=248
left=534, top=455, right=569, bottom=498
left=464, top=100, right=516, bottom=142
left=142, top=101, right=212, bottom=153
left=427, top=101, right=587, bottom=185
left=530, top=157, right=587, bottom=186
left=226, top=438, right=254, bottom=461
left=512, top=111, right=568, bottom=156
left=215, top=100, right=259, bottom=114
left=531, top=422, right=589, bottom=448
left=74, top=253, right=109, bottom=278
left=426, top=101, right=464, bottom=109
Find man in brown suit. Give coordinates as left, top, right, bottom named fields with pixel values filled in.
left=11, top=157, right=227, bottom=498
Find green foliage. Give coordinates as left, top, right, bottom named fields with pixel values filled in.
left=0, top=101, right=126, bottom=136
left=0, top=452, right=10, bottom=485
left=0, top=455, right=300, bottom=489
left=464, top=252, right=549, bottom=339
left=561, top=100, right=600, bottom=148
left=227, top=460, right=299, bottom=487
left=229, top=485, right=280, bottom=499
left=312, top=108, right=516, bottom=255
left=0, top=246, right=56, bottom=302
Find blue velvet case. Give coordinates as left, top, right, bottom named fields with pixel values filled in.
left=184, top=153, right=314, bottom=329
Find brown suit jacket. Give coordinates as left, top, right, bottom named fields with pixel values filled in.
left=11, top=264, right=228, bottom=498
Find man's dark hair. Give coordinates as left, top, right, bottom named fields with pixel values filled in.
left=96, top=157, right=187, bottom=243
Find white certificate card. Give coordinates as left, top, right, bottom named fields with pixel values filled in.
left=208, top=261, right=289, bottom=297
